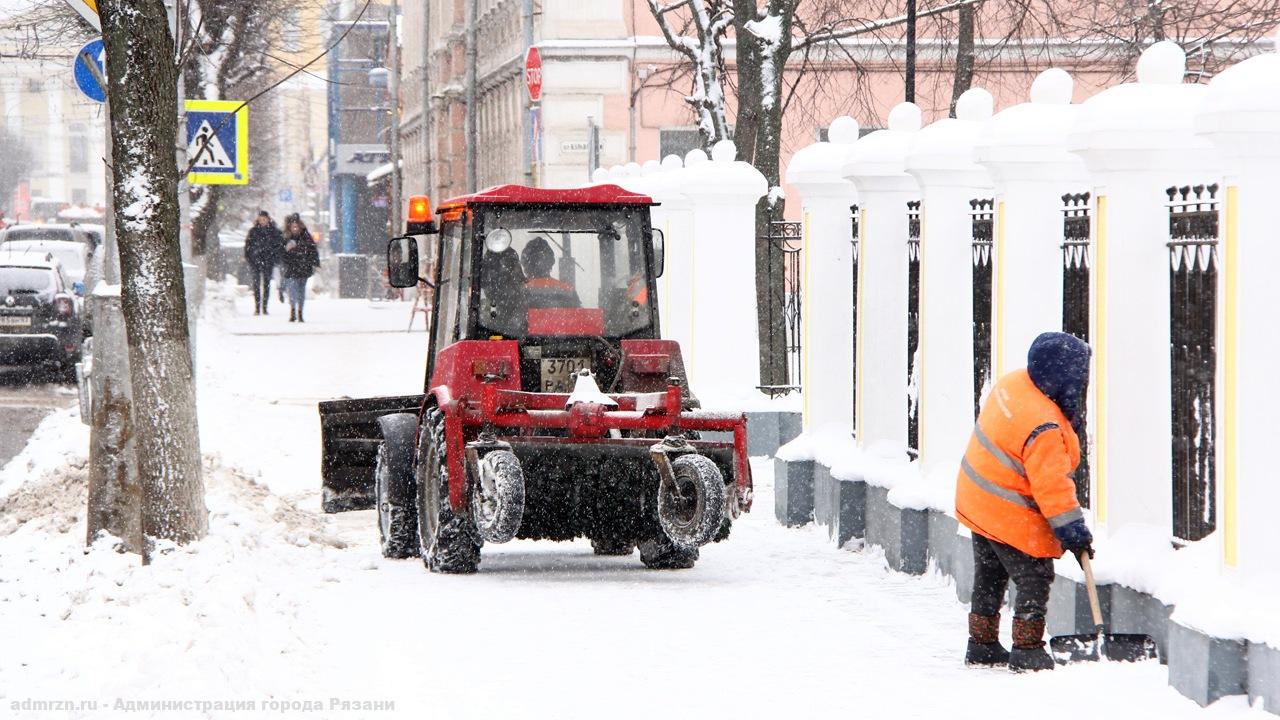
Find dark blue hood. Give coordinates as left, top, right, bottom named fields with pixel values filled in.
left=1027, top=332, right=1091, bottom=425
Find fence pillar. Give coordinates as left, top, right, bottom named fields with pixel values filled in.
left=975, top=69, right=1090, bottom=378
left=1068, top=42, right=1220, bottom=538
left=1196, top=36, right=1280, bottom=573
left=842, top=103, right=921, bottom=454
left=904, top=88, right=995, bottom=474
left=786, top=116, right=859, bottom=433
left=680, top=141, right=768, bottom=398
left=630, top=155, right=695, bottom=350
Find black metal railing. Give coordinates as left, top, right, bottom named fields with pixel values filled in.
left=971, top=198, right=994, bottom=420
left=907, top=200, right=922, bottom=457
left=1167, top=183, right=1219, bottom=543
left=1061, top=192, right=1091, bottom=507
left=760, top=219, right=804, bottom=397
left=851, top=204, right=860, bottom=435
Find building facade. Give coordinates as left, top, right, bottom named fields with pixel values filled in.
left=0, top=29, right=107, bottom=220
left=326, top=2, right=393, bottom=254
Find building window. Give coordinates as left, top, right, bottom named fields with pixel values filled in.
left=69, top=124, right=88, bottom=173
left=281, top=9, right=303, bottom=53
left=659, top=128, right=702, bottom=161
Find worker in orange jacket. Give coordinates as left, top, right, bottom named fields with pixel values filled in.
left=956, top=332, right=1094, bottom=673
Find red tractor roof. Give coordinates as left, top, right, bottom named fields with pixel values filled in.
left=437, top=184, right=654, bottom=212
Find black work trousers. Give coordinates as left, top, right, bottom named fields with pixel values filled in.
left=249, top=263, right=274, bottom=312
left=970, top=534, right=1055, bottom=622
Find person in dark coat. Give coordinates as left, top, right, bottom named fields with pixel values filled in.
left=957, top=332, right=1094, bottom=672
left=244, top=211, right=284, bottom=315
left=280, top=213, right=320, bottom=322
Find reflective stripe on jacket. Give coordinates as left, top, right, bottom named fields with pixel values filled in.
left=955, top=369, right=1083, bottom=558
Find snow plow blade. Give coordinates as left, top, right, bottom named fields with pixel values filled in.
left=319, top=394, right=425, bottom=513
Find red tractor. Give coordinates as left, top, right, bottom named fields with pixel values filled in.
left=318, top=185, right=752, bottom=572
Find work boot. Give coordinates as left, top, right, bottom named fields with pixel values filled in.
left=289, top=307, right=296, bottom=322
left=297, top=308, right=304, bottom=323
left=1009, top=617, right=1055, bottom=672
left=965, top=612, right=1009, bottom=667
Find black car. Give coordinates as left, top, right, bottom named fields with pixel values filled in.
left=0, top=258, right=84, bottom=372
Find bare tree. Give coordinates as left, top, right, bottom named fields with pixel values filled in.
left=99, top=0, right=207, bottom=549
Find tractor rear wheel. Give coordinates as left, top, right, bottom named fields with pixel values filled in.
left=656, top=454, right=726, bottom=550
left=374, top=414, right=420, bottom=559
left=470, top=449, right=525, bottom=544
left=416, top=407, right=481, bottom=573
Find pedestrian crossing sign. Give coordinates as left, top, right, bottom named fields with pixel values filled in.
left=185, top=99, right=249, bottom=185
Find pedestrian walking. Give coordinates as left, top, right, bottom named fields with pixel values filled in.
left=957, top=331, right=1094, bottom=673
left=244, top=211, right=284, bottom=315
left=281, top=213, right=320, bottom=322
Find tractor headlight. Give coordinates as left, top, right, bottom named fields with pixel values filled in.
left=485, top=228, right=513, bottom=253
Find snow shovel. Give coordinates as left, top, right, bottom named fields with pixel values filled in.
left=1049, top=552, right=1158, bottom=663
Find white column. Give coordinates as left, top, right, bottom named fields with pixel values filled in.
left=905, top=89, right=994, bottom=473
left=976, top=69, right=1089, bottom=376
left=680, top=141, right=767, bottom=400
left=651, top=156, right=695, bottom=351
left=1069, top=42, right=1220, bottom=536
left=843, top=103, right=921, bottom=453
left=786, top=116, right=859, bottom=432
left=1196, top=35, right=1280, bottom=574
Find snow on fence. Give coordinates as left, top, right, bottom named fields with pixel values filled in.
left=781, top=35, right=1280, bottom=711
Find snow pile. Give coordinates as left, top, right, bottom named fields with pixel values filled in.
left=777, top=426, right=924, bottom=494
left=1052, top=523, right=1280, bottom=646
left=0, top=407, right=89, bottom=504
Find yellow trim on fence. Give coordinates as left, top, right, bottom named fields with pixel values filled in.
left=1093, top=195, right=1108, bottom=525
left=1223, top=186, right=1239, bottom=568
left=855, top=209, right=867, bottom=442
left=802, top=210, right=812, bottom=428
left=995, top=200, right=1006, bottom=378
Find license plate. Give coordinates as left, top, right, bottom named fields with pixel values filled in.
left=540, top=357, right=591, bottom=393
left=0, top=315, right=31, bottom=327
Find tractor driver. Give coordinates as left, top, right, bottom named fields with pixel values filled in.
left=521, top=236, right=580, bottom=308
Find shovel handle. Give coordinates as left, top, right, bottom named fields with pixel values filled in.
left=1079, top=551, right=1104, bottom=629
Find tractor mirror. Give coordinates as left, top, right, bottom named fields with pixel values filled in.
left=651, top=229, right=665, bottom=278
left=387, top=236, right=420, bottom=288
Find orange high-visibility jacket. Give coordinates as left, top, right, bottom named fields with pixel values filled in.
left=955, top=369, right=1084, bottom=558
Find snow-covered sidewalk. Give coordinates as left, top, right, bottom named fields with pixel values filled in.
left=0, top=292, right=1268, bottom=719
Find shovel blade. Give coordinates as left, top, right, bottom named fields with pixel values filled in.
left=1050, top=633, right=1159, bottom=664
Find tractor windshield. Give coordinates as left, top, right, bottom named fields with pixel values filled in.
left=476, top=206, right=653, bottom=338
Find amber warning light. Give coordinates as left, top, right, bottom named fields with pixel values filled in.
left=406, top=195, right=436, bottom=235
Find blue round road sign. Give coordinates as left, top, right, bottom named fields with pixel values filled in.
left=73, top=39, right=106, bottom=103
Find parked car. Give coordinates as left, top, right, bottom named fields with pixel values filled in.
left=0, top=239, right=89, bottom=294
left=0, top=223, right=95, bottom=251
left=0, top=257, right=84, bottom=373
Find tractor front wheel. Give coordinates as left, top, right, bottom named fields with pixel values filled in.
left=470, top=450, right=525, bottom=544
left=416, top=407, right=481, bottom=573
left=374, top=414, right=420, bottom=559
left=656, top=454, right=726, bottom=550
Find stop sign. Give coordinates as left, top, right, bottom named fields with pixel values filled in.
left=524, top=47, right=543, bottom=103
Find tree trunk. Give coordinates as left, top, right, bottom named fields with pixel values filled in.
left=100, top=0, right=208, bottom=550
left=732, top=0, right=792, bottom=388
left=949, top=3, right=975, bottom=117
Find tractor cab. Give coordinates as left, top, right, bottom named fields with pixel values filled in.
left=387, top=185, right=672, bottom=396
